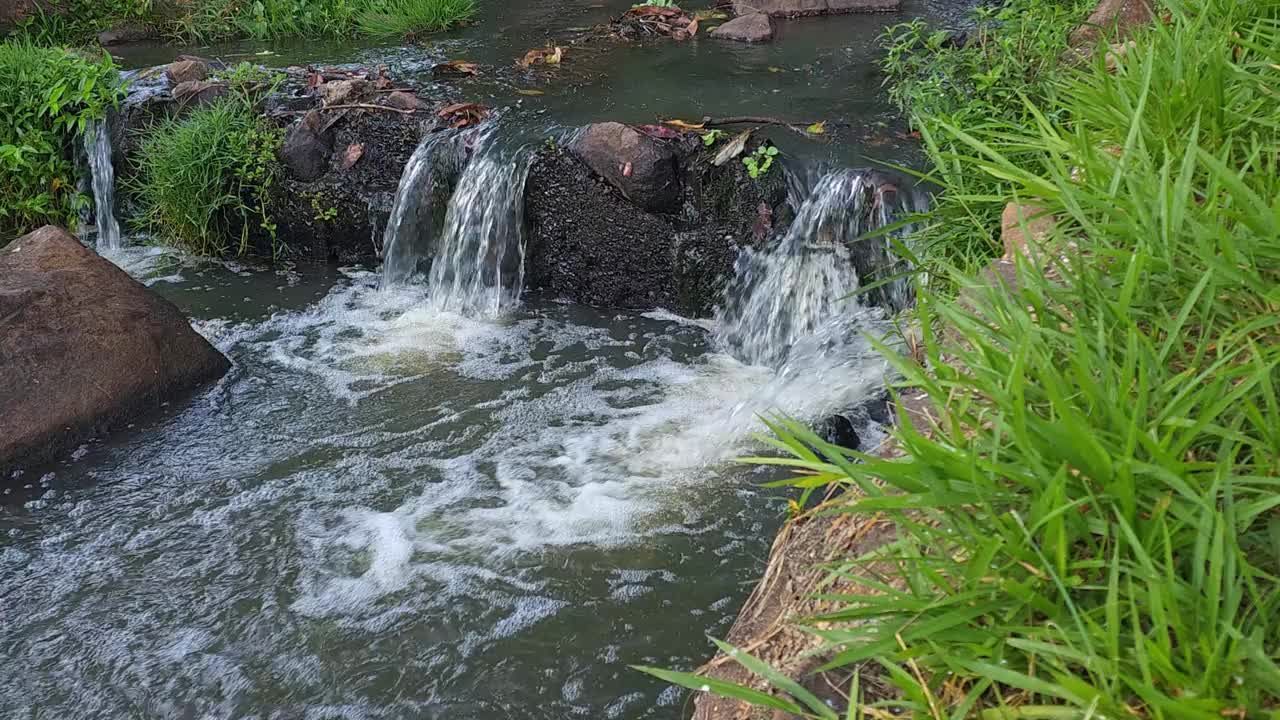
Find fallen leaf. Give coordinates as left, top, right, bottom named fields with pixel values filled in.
left=712, top=130, right=751, bottom=166
left=518, top=46, right=566, bottom=69
left=622, top=162, right=633, bottom=178
left=516, top=88, right=545, bottom=96
left=805, top=121, right=827, bottom=135
left=340, top=143, right=364, bottom=171
left=768, top=66, right=786, bottom=73
left=662, top=118, right=706, bottom=131
left=694, top=9, right=729, bottom=20
left=433, top=59, right=480, bottom=77
left=687, top=18, right=699, bottom=36
left=437, top=102, right=490, bottom=128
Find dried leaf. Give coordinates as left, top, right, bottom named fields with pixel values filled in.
left=694, top=9, right=729, bottom=20
left=340, top=143, right=364, bottom=171
left=805, top=121, right=827, bottom=135
left=663, top=118, right=706, bottom=131
left=433, top=59, right=480, bottom=77
left=687, top=17, right=699, bottom=37
left=712, top=130, right=751, bottom=166
left=437, top=102, right=490, bottom=128
left=517, top=46, right=565, bottom=69
left=516, top=88, right=545, bottom=96
left=622, top=162, right=633, bottom=178
left=768, top=66, right=786, bottom=73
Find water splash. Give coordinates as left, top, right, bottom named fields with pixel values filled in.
left=84, top=119, right=122, bottom=252
left=714, top=169, right=921, bottom=368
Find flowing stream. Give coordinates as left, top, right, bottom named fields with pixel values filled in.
left=0, top=0, right=966, bottom=715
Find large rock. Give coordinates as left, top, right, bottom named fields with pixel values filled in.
left=732, top=0, right=900, bottom=15
left=524, top=137, right=791, bottom=317
left=0, top=227, right=231, bottom=479
left=1069, top=0, right=1153, bottom=47
left=570, top=122, right=680, bottom=213
left=279, top=111, right=335, bottom=182
left=165, top=59, right=209, bottom=85
left=710, top=12, right=775, bottom=42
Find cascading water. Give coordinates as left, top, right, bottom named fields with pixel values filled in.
left=424, top=149, right=531, bottom=316
left=714, top=169, right=921, bottom=368
left=380, top=125, right=532, bottom=317
left=380, top=130, right=474, bottom=286
left=83, top=119, right=122, bottom=252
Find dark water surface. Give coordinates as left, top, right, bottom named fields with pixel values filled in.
left=111, top=0, right=973, bottom=166
left=1, top=1, right=969, bottom=717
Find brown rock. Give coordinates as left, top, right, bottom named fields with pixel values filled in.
left=1070, top=0, right=1153, bottom=47
left=0, top=226, right=230, bottom=479
left=732, top=0, right=900, bottom=16
left=166, top=59, right=209, bottom=86
left=1001, top=202, right=1055, bottom=261
left=710, top=12, right=775, bottom=42
left=172, top=80, right=227, bottom=108
left=279, top=110, right=335, bottom=182
left=571, top=122, right=680, bottom=213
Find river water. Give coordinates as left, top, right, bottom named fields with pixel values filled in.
left=2, top=1, right=967, bottom=717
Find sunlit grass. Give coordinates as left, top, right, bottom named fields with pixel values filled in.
left=641, top=0, right=1280, bottom=715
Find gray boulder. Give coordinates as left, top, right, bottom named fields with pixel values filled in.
left=732, top=0, right=900, bottom=15
left=0, top=226, right=231, bottom=479
left=570, top=122, right=680, bottom=213
left=279, top=111, right=335, bottom=182
left=710, top=12, right=775, bottom=42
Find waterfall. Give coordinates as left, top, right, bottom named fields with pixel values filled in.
left=714, top=169, right=921, bottom=368
left=424, top=150, right=531, bottom=315
left=84, top=119, right=122, bottom=252
left=381, top=126, right=532, bottom=317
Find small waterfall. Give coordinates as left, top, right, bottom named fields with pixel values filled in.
left=381, top=126, right=532, bottom=317
left=714, top=169, right=921, bottom=368
left=380, top=130, right=474, bottom=286
left=84, top=119, right=122, bottom=252
left=424, top=150, right=531, bottom=315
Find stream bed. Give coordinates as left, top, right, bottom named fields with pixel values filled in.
left=1, top=1, right=969, bottom=717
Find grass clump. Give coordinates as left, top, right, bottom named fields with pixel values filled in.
left=879, top=0, right=1096, bottom=273
left=0, top=40, right=124, bottom=243
left=357, top=0, right=476, bottom=38
left=643, top=0, right=1280, bottom=716
left=9, top=0, right=476, bottom=45
left=129, top=85, right=284, bottom=257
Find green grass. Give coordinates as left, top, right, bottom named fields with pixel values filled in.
left=642, top=0, right=1280, bottom=716
left=357, top=0, right=476, bottom=38
left=0, top=40, right=123, bottom=244
left=9, top=0, right=475, bottom=45
left=128, top=94, right=284, bottom=257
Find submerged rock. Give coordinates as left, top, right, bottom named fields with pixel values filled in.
left=571, top=122, right=681, bottom=213
left=0, top=226, right=230, bottom=479
left=710, top=12, right=776, bottom=42
left=732, top=0, right=901, bottom=15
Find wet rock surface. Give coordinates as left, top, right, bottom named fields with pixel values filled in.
left=571, top=122, right=681, bottom=213
left=710, top=12, right=776, bottom=42
left=524, top=134, right=791, bottom=317
left=0, top=226, right=230, bottom=480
